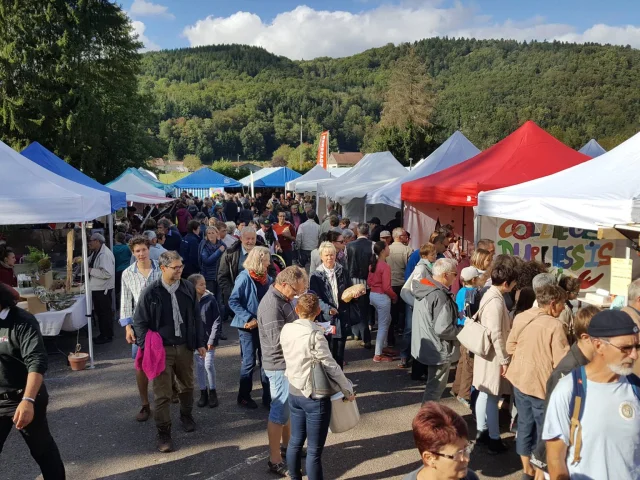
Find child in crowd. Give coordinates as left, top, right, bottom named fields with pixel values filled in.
left=456, top=266, right=484, bottom=326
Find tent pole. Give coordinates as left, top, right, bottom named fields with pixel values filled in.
left=461, top=207, right=466, bottom=252
left=473, top=208, right=481, bottom=248
left=364, top=203, right=367, bottom=225
left=108, top=214, right=116, bottom=313
left=81, top=224, right=95, bottom=369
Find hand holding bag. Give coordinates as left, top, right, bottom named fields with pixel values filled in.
left=309, top=330, right=340, bottom=399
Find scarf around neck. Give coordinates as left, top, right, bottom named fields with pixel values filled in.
left=319, top=264, right=339, bottom=306
left=250, top=270, right=269, bottom=285
left=161, top=278, right=184, bottom=337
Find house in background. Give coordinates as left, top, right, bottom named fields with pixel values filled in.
left=327, top=152, right=364, bottom=169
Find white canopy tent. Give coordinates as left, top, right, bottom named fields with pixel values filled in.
left=578, top=139, right=607, bottom=158
left=285, top=165, right=330, bottom=191
left=477, top=131, right=640, bottom=230
left=106, top=170, right=167, bottom=197
left=0, top=140, right=113, bottom=368
left=366, top=131, right=480, bottom=209
left=291, top=167, right=350, bottom=193
left=318, top=152, right=408, bottom=223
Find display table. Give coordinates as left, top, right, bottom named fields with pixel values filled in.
left=35, top=295, right=88, bottom=336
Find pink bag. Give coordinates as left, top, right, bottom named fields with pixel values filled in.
left=134, top=331, right=166, bottom=380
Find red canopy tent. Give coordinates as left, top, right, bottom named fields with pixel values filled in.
left=400, top=121, right=592, bottom=248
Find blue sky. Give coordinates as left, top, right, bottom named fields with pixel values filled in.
left=124, top=0, right=640, bottom=58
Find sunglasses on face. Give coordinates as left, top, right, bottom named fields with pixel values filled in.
left=600, top=339, right=640, bottom=356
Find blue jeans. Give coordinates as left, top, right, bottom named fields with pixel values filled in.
left=370, top=292, right=391, bottom=356
left=476, top=391, right=500, bottom=439
left=400, top=304, right=412, bottom=360
left=265, top=370, right=290, bottom=425
left=513, top=386, right=545, bottom=456
left=194, top=350, right=216, bottom=391
left=237, top=329, right=270, bottom=404
left=287, top=394, right=332, bottom=480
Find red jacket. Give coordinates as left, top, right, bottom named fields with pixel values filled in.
left=0, top=265, right=17, bottom=287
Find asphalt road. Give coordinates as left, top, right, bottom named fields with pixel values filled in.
left=3, top=325, right=524, bottom=480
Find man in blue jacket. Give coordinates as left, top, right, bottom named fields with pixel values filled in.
left=180, top=220, right=201, bottom=278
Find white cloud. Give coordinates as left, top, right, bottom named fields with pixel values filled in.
left=130, top=0, right=174, bottom=19
left=131, top=20, right=161, bottom=52
left=182, top=3, right=640, bottom=60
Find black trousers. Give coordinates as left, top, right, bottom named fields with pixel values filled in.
left=350, top=291, right=371, bottom=344
left=92, top=289, right=114, bottom=338
left=0, top=395, right=65, bottom=479
left=329, top=337, right=347, bottom=369
left=389, top=285, right=405, bottom=345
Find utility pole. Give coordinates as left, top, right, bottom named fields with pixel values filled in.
left=409, top=157, right=413, bottom=170
left=299, top=115, right=303, bottom=170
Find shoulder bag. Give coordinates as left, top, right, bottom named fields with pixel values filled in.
left=309, top=329, right=340, bottom=399
left=456, top=298, right=496, bottom=358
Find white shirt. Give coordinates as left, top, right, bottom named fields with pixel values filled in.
left=119, top=260, right=162, bottom=320
left=543, top=373, right=640, bottom=479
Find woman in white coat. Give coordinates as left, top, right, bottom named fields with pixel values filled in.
left=472, top=255, right=518, bottom=454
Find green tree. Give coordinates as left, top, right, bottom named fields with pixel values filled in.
left=183, top=154, right=202, bottom=171
left=240, top=122, right=266, bottom=160
left=0, top=0, right=153, bottom=182
left=272, top=144, right=295, bottom=162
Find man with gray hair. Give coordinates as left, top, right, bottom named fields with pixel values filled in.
left=218, top=226, right=257, bottom=319
left=533, top=273, right=558, bottom=293
left=257, top=266, right=308, bottom=475
left=411, top=258, right=460, bottom=403
left=622, top=278, right=640, bottom=330
left=133, top=250, right=206, bottom=452
left=387, top=228, right=413, bottom=347
left=88, top=232, right=116, bottom=344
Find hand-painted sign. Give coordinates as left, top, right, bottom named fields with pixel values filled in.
left=496, top=220, right=614, bottom=290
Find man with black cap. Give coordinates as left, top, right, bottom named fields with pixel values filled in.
left=543, top=310, right=640, bottom=480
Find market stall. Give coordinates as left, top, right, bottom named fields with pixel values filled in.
left=292, top=168, right=350, bottom=193
left=171, top=166, right=242, bottom=197
left=578, top=139, right=607, bottom=158
left=107, top=167, right=171, bottom=197
left=366, top=131, right=480, bottom=210
left=400, top=121, right=592, bottom=249
left=0, top=139, right=113, bottom=367
left=239, top=167, right=301, bottom=189
left=318, top=151, right=407, bottom=223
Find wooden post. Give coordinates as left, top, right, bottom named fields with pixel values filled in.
left=66, top=229, right=74, bottom=292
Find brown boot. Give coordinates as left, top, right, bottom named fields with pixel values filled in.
left=156, top=427, right=173, bottom=453
left=136, top=404, right=150, bottom=422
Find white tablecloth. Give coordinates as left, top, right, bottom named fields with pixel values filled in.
left=35, top=295, right=88, bottom=336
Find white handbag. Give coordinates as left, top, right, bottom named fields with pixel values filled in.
left=456, top=299, right=495, bottom=357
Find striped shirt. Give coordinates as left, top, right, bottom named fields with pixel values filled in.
left=120, top=260, right=162, bottom=322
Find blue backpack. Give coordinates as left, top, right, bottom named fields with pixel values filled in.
left=568, top=366, right=640, bottom=465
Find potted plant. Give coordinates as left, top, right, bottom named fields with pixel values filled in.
left=25, top=246, right=53, bottom=289
left=68, top=343, right=89, bottom=371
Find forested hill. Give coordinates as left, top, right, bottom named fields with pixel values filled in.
left=140, top=38, right=640, bottom=165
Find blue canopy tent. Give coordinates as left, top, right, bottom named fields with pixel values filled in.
left=578, top=139, right=607, bottom=158
left=240, top=167, right=301, bottom=188
left=171, top=167, right=242, bottom=198
left=21, top=142, right=127, bottom=212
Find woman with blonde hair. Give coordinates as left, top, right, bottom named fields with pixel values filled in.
left=229, top=246, right=273, bottom=409
left=470, top=248, right=494, bottom=286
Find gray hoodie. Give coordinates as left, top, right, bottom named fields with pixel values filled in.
left=410, top=277, right=460, bottom=366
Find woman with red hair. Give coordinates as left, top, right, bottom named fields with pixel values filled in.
left=404, top=402, right=479, bottom=480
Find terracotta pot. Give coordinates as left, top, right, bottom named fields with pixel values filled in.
left=68, top=352, right=89, bottom=371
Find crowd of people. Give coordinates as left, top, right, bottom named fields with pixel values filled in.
left=1, top=188, right=640, bottom=480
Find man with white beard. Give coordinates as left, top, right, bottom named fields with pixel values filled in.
left=543, top=310, right=640, bottom=480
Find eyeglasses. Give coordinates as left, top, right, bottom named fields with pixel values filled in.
left=600, top=339, right=640, bottom=356
left=163, top=264, right=184, bottom=271
left=428, top=443, right=474, bottom=461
